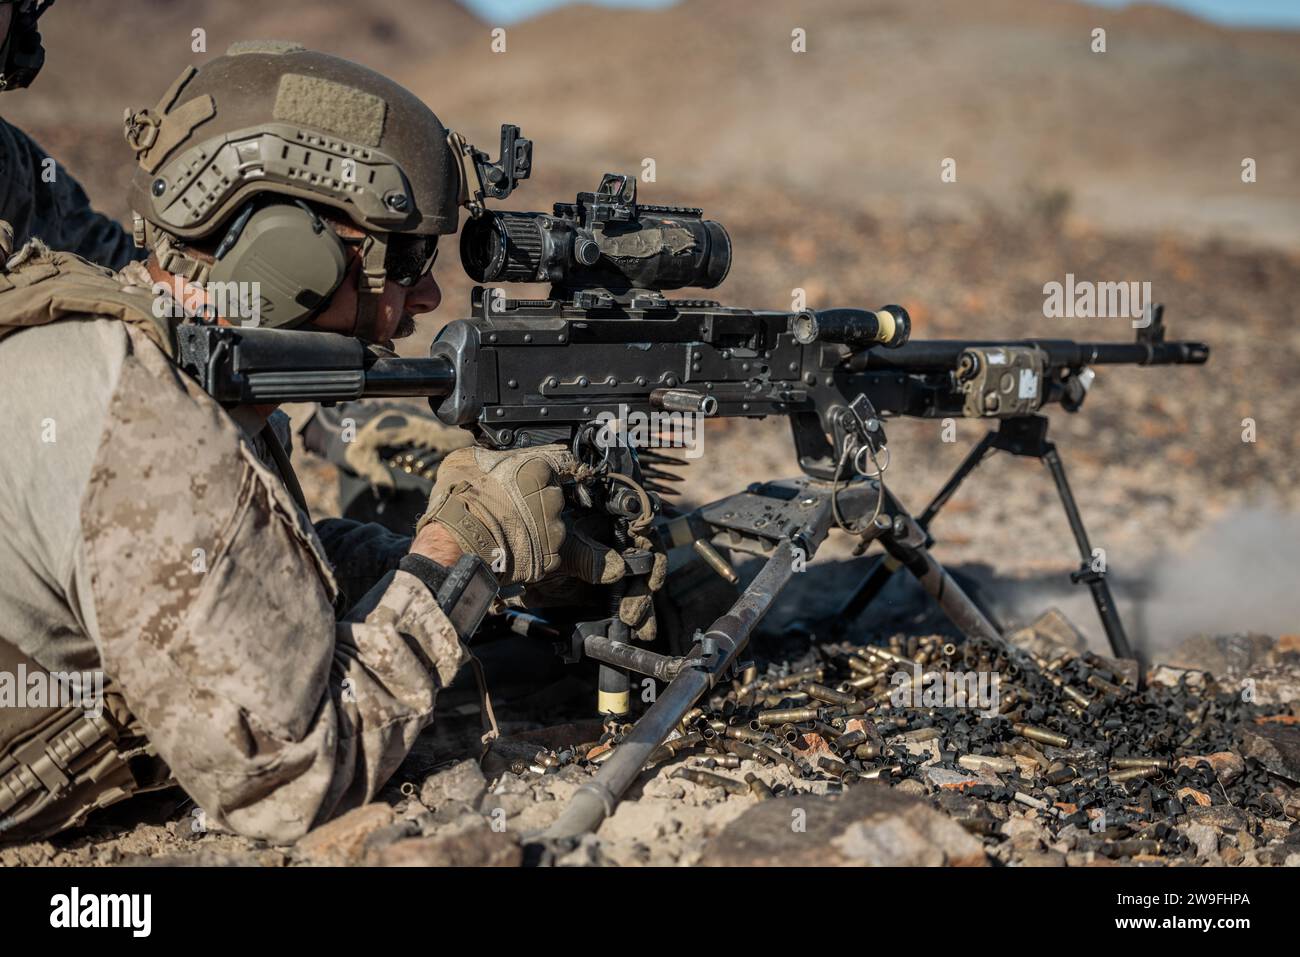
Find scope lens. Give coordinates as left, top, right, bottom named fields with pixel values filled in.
left=460, top=212, right=548, bottom=284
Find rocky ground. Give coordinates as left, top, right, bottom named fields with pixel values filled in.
left=6, top=624, right=1298, bottom=868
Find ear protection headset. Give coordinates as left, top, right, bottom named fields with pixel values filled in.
left=207, top=201, right=350, bottom=330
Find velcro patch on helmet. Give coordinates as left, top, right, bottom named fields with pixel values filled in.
left=226, top=40, right=306, bottom=56
left=273, top=74, right=387, bottom=148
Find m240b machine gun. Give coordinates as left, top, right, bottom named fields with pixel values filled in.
left=176, top=126, right=1208, bottom=836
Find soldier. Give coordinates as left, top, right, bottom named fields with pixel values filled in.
left=0, top=0, right=140, bottom=268
left=0, top=42, right=621, bottom=843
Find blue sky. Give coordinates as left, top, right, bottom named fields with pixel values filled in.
left=460, top=0, right=1300, bottom=29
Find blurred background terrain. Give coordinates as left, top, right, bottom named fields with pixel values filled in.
left=5, top=0, right=1297, bottom=653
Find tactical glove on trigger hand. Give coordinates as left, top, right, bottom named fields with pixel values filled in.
left=418, top=444, right=608, bottom=587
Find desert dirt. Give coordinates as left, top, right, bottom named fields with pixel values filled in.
left=2, top=0, right=1298, bottom=866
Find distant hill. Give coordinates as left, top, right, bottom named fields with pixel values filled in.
left=5, top=0, right=1297, bottom=246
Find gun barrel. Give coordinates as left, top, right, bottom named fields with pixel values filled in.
left=360, top=357, right=457, bottom=398
left=847, top=338, right=1209, bottom=372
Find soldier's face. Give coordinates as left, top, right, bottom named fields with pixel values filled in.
left=307, top=251, right=442, bottom=345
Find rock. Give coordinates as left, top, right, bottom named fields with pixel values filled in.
left=1186, top=805, right=1252, bottom=833
left=1220, top=845, right=1244, bottom=865
left=1001, top=815, right=1048, bottom=850
left=555, top=833, right=607, bottom=867
left=1007, top=608, right=1087, bottom=660
left=1260, top=818, right=1294, bottom=842
left=1012, top=755, right=1041, bottom=778
left=419, top=759, right=488, bottom=810
left=1147, top=665, right=1208, bottom=690
left=1240, top=723, right=1300, bottom=783
left=366, top=819, right=521, bottom=867
left=641, top=774, right=687, bottom=800
left=1176, top=787, right=1212, bottom=807
left=1183, top=822, right=1219, bottom=859
left=1252, top=843, right=1295, bottom=866
left=480, top=792, right=534, bottom=819
left=795, top=732, right=835, bottom=757
left=489, top=773, right=532, bottom=796
left=922, top=767, right=982, bottom=790
left=598, top=800, right=673, bottom=845
left=293, top=803, right=397, bottom=866
left=1164, top=633, right=1275, bottom=677
left=1017, top=850, right=1067, bottom=866
left=699, top=781, right=987, bottom=866
left=1285, top=792, right=1300, bottom=822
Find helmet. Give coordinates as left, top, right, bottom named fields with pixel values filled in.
left=124, top=41, right=461, bottom=333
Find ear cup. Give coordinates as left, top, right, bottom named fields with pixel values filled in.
left=207, top=204, right=349, bottom=328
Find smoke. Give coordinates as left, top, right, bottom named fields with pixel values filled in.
left=976, top=507, right=1300, bottom=659
left=1128, top=507, right=1300, bottom=657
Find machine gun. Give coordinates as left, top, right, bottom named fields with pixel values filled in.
left=175, top=125, right=1209, bottom=837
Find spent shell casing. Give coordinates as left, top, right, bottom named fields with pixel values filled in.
left=957, top=754, right=1017, bottom=774
left=1013, top=724, right=1070, bottom=749
left=860, top=764, right=901, bottom=780
left=863, top=645, right=913, bottom=666
left=770, top=668, right=824, bottom=691
left=817, top=756, right=849, bottom=778
left=725, top=724, right=768, bottom=744
left=844, top=674, right=879, bottom=691
left=1086, top=674, right=1128, bottom=697
left=719, top=738, right=766, bottom=763
left=757, top=743, right=801, bottom=771
left=700, top=754, right=741, bottom=769
left=1109, top=766, right=1160, bottom=783
left=804, top=683, right=858, bottom=706
left=672, top=768, right=749, bottom=795
left=1111, top=757, right=1171, bottom=770
left=835, top=730, right=869, bottom=750
left=1044, top=762, right=1077, bottom=785
left=757, top=707, right=821, bottom=725
left=665, top=732, right=703, bottom=753
left=744, top=772, right=773, bottom=800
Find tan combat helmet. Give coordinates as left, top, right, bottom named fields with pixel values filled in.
left=123, top=41, right=460, bottom=335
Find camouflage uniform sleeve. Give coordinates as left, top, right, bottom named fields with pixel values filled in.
left=77, top=327, right=467, bottom=842
left=0, top=118, right=141, bottom=270
left=313, top=518, right=411, bottom=610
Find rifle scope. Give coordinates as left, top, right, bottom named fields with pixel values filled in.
left=460, top=174, right=731, bottom=295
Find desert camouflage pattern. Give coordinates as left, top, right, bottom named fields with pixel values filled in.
left=0, top=118, right=139, bottom=269
left=0, top=247, right=468, bottom=842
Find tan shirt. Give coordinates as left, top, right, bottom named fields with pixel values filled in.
left=0, top=316, right=467, bottom=842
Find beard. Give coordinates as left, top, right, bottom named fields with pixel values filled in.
left=394, top=312, right=416, bottom=340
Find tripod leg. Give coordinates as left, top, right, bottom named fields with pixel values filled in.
left=877, top=495, right=1003, bottom=645
left=829, top=430, right=998, bottom=634
left=1040, top=445, right=1135, bottom=660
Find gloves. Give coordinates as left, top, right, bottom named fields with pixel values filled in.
left=526, top=513, right=669, bottom=643
left=418, top=444, right=598, bottom=586
left=616, top=530, right=669, bottom=643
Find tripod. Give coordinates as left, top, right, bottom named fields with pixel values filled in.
left=831, top=414, right=1135, bottom=660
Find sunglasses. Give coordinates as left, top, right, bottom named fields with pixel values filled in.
left=383, top=233, right=440, bottom=287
